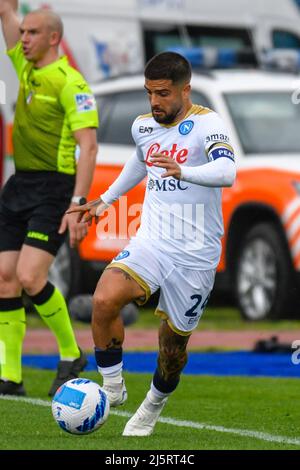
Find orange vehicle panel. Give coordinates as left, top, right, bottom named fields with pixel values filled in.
left=79, top=164, right=146, bottom=262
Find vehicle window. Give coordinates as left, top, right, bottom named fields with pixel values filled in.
left=100, top=90, right=150, bottom=145
left=273, top=30, right=300, bottom=49
left=191, top=91, right=212, bottom=109
left=144, top=25, right=252, bottom=60
left=96, top=89, right=212, bottom=145
left=225, top=92, right=300, bottom=154
left=95, top=95, right=115, bottom=143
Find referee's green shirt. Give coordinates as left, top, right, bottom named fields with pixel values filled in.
left=8, top=42, right=99, bottom=175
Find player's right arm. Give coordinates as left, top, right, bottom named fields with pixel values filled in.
left=66, top=118, right=147, bottom=224
left=0, top=0, right=20, bottom=50
left=66, top=150, right=147, bottom=224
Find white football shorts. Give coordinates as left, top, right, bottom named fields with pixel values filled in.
left=106, top=238, right=216, bottom=335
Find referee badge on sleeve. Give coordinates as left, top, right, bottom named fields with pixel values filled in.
left=75, top=94, right=96, bottom=113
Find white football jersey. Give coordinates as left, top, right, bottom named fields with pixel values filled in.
left=132, top=104, right=235, bottom=270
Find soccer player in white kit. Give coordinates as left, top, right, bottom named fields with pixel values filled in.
left=68, top=52, right=236, bottom=436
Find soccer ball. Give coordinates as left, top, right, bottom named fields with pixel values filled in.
left=51, top=378, right=110, bottom=435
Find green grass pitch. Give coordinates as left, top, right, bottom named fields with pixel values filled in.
left=0, top=367, right=300, bottom=450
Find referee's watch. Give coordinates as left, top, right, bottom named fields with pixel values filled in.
left=71, top=196, right=87, bottom=205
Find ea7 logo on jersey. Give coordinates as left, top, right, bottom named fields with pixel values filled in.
left=205, top=134, right=230, bottom=144
left=139, top=126, right=153, bottom=134
left=75, top=94, right=96, bottom=113
left=179, top=120, right=194, bottom=135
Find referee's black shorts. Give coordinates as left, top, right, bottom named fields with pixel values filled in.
left=0, top=171, right=75, bottom=256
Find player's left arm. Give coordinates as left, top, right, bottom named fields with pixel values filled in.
left=59, top=127, right=98, bottom=248
left=180, top=157, right=236, bottom=187
left=151, top=113, right=236, bottom=187
left=58, top=79, right=99, bottom=247
left=72, top=127, right=98, bottom=202
left=150, top=151, right=236, bottom=187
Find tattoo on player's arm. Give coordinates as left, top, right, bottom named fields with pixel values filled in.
left=110, top=268, right=133, bottom=282
left=121, top=271, right=133, bottom=281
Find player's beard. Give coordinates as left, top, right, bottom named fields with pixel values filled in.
left=152, top=104, right=182, bottom=124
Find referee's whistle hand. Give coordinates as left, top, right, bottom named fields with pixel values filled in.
left=59, top=211, right=88, bottom=248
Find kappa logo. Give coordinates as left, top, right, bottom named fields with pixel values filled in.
left=179, top=120, right=194, bottom=135
left=30, top=79, right=41, bottom=87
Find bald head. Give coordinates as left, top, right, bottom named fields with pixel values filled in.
left=27, top=9, right=64, bottom=43
left=20, top=9, right=64, bottom=65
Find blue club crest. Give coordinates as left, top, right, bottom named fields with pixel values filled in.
left=179, top=120, right=194, bottom=135
left=114, top=250, right=130, bottom=261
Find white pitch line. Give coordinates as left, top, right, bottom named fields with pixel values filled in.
left=1, top=395, right=300, bottom=446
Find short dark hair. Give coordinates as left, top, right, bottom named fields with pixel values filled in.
left=144, top=52, right=191, bottom=84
